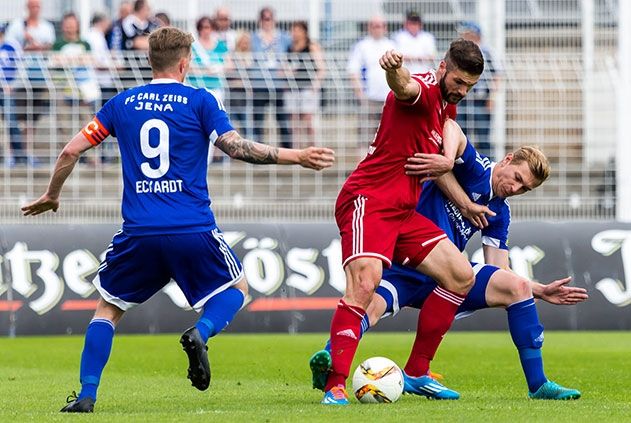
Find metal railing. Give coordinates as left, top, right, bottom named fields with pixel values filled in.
left=0, top=50, right=618, bottom=223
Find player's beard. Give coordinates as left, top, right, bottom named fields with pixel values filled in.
left=439, top=74, right=464, bottom=104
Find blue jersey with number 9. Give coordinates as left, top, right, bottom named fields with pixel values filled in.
left=84, top=79, right=234, bottom=235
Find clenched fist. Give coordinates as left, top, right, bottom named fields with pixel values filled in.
left=379, top=50, right=404, bottom=71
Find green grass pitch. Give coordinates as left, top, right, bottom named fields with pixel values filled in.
left=1, top=332, right=630, bottom=422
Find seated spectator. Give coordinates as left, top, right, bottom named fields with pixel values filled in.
left=52, top=12, right=100, bottom=160
left=0, top=23, right=26, bottom=166
left=155, top=12, right=170, bottom=27
left=392, top=10, right=436, bottom=74
left=52, top=12, right=100, bottom=106
left=106, top=0, right=132, bottom=51
left=5, top=0, right=55, bottom=51
left=251, top=7, right=292, bottom=148
left=121, top=0, right=158, bottom=51
left=285, top=21, right=325, bottom=147
left=86, top=13, right=118, bottom=164
left=5, top=0, right=55, bottom=166
left=227, top=32, right=255, bottom=139
left=188, top=16, right=229, bottom=102
left=215, top=6, right=237, bottom=51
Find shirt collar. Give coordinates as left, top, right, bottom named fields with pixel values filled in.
left=489, top=162, right=497, bottom=199
left=150, top=78, right=180, bottom=84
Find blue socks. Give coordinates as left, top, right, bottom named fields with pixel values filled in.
left=195, top=287, right=245, bottom=343
left=78, top=318, right=115, bottom=401
left=506, top=297, right=547, bottom=393
left=324, top=313, right=370, bottom=352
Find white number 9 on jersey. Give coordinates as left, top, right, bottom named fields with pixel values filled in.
left=140, top=119, right=170, bottom=178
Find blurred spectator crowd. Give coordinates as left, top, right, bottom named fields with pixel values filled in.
left=0, top=0, right=499, bottom=166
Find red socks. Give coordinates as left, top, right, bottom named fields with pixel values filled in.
left=325, top=299, right=366, bottom=391
left=404, top=286, right=465, bottom=377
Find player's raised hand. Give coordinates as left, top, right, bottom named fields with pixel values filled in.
left=298, top=146, right=335, bottom=171
left=379, top=50, right=404, bottom=71
left=21, top=194, right=60, bottom=216
left=540, top=277, right=589, bottom=305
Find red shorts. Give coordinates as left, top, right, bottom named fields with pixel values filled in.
left=335, top=189, right=447, bottom=268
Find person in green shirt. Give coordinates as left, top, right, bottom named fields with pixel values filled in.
left=52, top=12, right=100, bottom=106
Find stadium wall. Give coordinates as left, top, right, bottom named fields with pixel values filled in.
left=1, top=222, right=630, bottom=335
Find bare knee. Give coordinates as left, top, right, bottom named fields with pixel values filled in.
left=234, top=276, right=249, bottom=297
left=366, top=294, right=387, bottom=327
left=506, top=276, right=532, bottom=304
left=94, top=298, right=125, bottom=326
left=353, top=277, right=378, bottom=308
left=346, top=262, right=381, bottom=308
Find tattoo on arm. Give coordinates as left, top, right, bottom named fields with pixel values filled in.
left=215, top=130, right=279, bottom=164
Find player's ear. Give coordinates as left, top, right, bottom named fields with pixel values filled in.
left=502, top=153, right=513, bottom=166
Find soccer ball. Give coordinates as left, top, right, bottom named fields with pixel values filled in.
left=351, top=357, right=404, bottom=403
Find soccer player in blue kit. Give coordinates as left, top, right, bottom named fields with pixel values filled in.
left=310, top=120, right=586, bottom=400
left=22, top=27, right=334, bottom=413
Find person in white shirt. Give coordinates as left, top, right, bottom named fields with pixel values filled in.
left=392, top=11, right=436, bottom=74
left=5, top=0, right=55, bottom=51
left=85, top=13, right=119, bottom=164
left=346, top=15, right=395, bottom=145
left=5, top=0, right=55, bottom=166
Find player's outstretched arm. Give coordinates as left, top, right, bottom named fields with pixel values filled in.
left=484, top=246, right=589, bottom=305
left=21, top=132, right=94, bottom=216
left=215, top=130, right=335, bottom=170
left=380, top=50, right=420, bottom=101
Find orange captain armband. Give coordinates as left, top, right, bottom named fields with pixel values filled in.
left=81, top=117, right=110, bottom=146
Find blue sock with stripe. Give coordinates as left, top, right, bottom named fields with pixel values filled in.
left=324, top=313, right=370, bottom=352
left=78, top=318, right=115, bottom=401
left=506, top=297, right=547, bottom=393
left=195, top=288, right=245, bottom=344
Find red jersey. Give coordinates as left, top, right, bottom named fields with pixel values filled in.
left=343, top=71, right=457, bottom=209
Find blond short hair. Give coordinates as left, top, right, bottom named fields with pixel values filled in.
left=511, top=145, right=551, bottom=185
left=148, top=27, right=194, bottom=72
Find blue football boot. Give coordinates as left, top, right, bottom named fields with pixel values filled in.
left=528, top=381, right=581, bottom=400
left=321, top=385, right=350, bottom=405
left=403, top=372, right=460, bottom=400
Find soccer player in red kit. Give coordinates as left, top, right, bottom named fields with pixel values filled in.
left=320, top=39, right=485, bottom=404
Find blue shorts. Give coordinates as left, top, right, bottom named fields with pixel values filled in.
left=93, top=228, right=243, bottom=312
left=377, top=262, right=500, bottom=319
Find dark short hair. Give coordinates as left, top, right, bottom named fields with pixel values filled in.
left=134, top=0, right=147, bottom=13
left=155, top=12, right=170, bottom=26
left=406, top=10, right=422, bottom=23
left=196, top=16, right=215, bottom=33
left=444, top=38, right=484, bottom=76
left=259, top=7, right=274, bottom=21
left=90, top=13, right=107, bottom=26
left=62, top=12, right=78, bottom=23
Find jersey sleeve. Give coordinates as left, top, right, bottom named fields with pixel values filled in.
left=481, top=200, right=510, bottom=250
left=446, top=103, right=457, bottom=119
left=82, top=96, right=117, bottom=145
left=398, top=74, right=425, bottom=107
left=453, top=140, right=480, bottom=173
left=197, top=89, right=235, bottom=143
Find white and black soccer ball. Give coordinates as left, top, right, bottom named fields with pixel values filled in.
left=352, top=357, right=404, bottom=403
